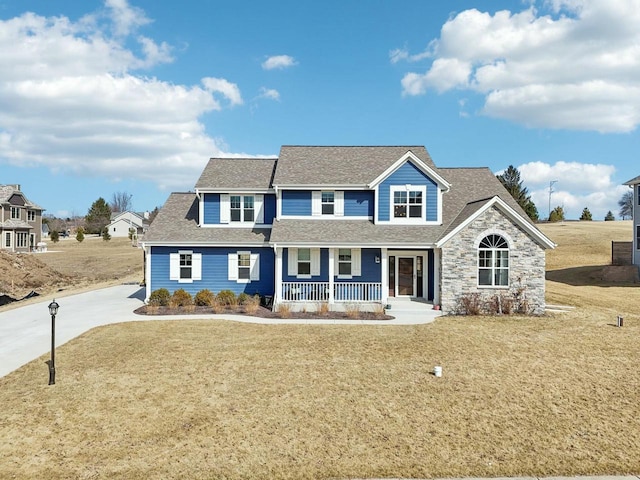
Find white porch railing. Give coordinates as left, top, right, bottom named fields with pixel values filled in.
left=280, top=282, right=383, bottom=303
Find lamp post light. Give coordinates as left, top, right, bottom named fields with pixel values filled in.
left=47, top=299, right=59, bottom=385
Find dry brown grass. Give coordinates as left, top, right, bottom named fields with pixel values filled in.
left=1, top=220, right=639, bottom=479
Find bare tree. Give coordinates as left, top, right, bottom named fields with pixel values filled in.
left=110, top=191, right=133, bottom=213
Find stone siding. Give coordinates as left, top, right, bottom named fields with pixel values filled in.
left=440, top=206, right=547, bottom=315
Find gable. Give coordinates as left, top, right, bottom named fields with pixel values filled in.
left=9, top=194, right=25, bottom=206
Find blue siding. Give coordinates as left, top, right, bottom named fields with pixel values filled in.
left=344, top=191, right=374, bottom=217
left=378, top=161, right=438, bottom=222
left=150, top=246, right=274, bottom=296
left=281, top=190, right=312, bottom=216
left=263, top=194, right=277, bottom=224
left=203, top=193, right=220, bottom=224
left=283, top=248, right=329, bottom=282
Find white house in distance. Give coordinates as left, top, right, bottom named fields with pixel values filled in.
left=624, top=175, right=640, bottom=267
left=106, top=211, right=148, bottom=238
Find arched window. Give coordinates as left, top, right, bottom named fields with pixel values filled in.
left=478, top=234, right=509, bottom=286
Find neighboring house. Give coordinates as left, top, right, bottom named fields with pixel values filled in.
left=106, top=211, right=148, bottom=238
left=624, top=175, right=640, bottom=267
left=0, top=184, right=44, bottom=253
left=142, top=146, right=555, bottom=314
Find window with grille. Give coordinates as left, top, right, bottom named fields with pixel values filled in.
left=478, top=234, right=509, bottom=287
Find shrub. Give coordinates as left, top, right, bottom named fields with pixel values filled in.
left=276, top=303, right=291, bottom=318
left=317, top=302, right=330, bottom=315
left=211, top=299, right=225, bottom=314
left=170, top=288, right=193, bottom=307
left=76, top=227, right=85, bottom=243
left=102, top=227, right=111, bottom=241
left=458, top=293, right=483, bottom=315
left=145, top=304, right=159, bottom=315
left=489, top=294, right=514, bottom=315
left=237, top=292, right=250, bottom=305
left=243, top=295, right=260, bottom=314
left=373, top=303, right=386, bottom=315
left=216, top=290, right=237, bottom=306
left=194, top=289, right=215, bottom=306
left=345, top=304, right=361, bottom=319
left=148, top=288, right=170, bottom=307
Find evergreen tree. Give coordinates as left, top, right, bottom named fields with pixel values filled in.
left=579, top=207, right=592, bottom=221
left=618, top=191, right=633, bottom=219
left=102, top=226, right=111, bottom=241
left=604, top=211, right=615, bottom=221
left=50, top=230, right=59, bottom=243
left=549, top=206, right=565, bottom=222
left=76, top=227, right=85, bottom=243
left=85, top=198, right=112, bottom=234
left=497, top=165, right=539, bottom=221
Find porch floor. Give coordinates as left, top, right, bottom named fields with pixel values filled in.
left=385, top=298, right=443, bottom=323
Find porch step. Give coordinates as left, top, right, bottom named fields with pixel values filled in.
left=386, top=299, right=436, bottom=313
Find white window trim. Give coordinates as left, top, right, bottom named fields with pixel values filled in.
left=288, top=247, right=320, bottom=278
left=228, top=251, right=260, bottom=283
left=220, top=194, right=264, bottom=225
left=312, top=190, right=344, bottom=217
left=27, top=210, right=36, bottom=222
left=170, top=250, right=202, bottom=283
left=477, top=235, right=510, bottom=289
left=10, top=207, right=21, bottom=220
left=389, top=185, right=426, bottom=224
left=5, top=231, right=12, bottom=249
left=333, top=248, right=361, bottom=279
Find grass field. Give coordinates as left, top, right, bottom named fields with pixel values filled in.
left=1, top=221, right=639, bottom=479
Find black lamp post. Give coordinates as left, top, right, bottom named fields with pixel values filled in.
left=47, top=299, right=59, bottom=385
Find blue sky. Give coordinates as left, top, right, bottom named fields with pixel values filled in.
left=0, top=0, right=638, bottom=220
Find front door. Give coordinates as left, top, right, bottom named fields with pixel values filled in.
left=397, top=257, right=415, bottom=296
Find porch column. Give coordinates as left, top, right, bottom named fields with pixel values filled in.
left=274, top=246, right=282, bottom=304
left=144, top=245, right=152, bottom=302
left=380, top=248, right=388, bottom=305
left=433, top=248, right=441, bottom=306
left=328, top=248, right=335, bottom=304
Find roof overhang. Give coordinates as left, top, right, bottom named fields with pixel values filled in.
left=436, top=196, right=556, bottom=250
left=368, top=151, right=451, bottom=191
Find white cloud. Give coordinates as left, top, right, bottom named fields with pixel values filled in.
left=0, top=3, right=247, bottom=191
left=258, top=87, right=280, bottom=101
left=202, top=77, right=243, bottom=106
left=399, top=0, right=640, bottom=132
left=262, top=55, right=297, bottom=70
left=515, top=160, right=627, bottom=219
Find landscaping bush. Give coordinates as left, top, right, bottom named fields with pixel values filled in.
left=194, top=289, right=215, bottom=307
left=170, top=288, right=193, bottom=307
left=237, top=292, right=250, bottom=305
left=276, top=303, right=291, bottom=318
left=148, top=288, right=170, bottom=307
left=458, top=292, right=483, bottom=315
left=345, top=304, right=361, bottom=319
left=243, top=295, right=261, bottom=314
left=216, top=290, right=237, bottom=306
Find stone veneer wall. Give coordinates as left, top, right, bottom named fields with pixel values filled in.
left=439, top=206, right=547, bottom=315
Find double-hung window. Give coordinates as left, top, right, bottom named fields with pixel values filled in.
left=27, top=210, right=36, bottom=222
left=228, top=251, right=260, bottom=283
left=11, top=207, right=20, bottom=220
left=180, top=253, right=192, bottom=280
left=169, top=251, right=202, bottom=283
left=238, top=252, right=251, bottom=280
left=297, top=248, right=311, bottom=276
left=5, top=232, right=11, bottom=248
left=321, top=192, right=334, bottom=215
left=16, top=232, right=29, bottom=248
left=478, top=234, right=509, bottom=287
left=338, top=249, right=352, bottom=276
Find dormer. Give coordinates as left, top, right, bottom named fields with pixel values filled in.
left=369, top=151, right=450, bottom=225
left=194, top=158, right=277, bottom=227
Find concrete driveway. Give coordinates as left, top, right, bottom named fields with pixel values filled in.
left=0, top=284, right=146, bottom=378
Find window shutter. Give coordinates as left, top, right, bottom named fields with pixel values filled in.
left=192, top=253, right=202, bottom=281
left=352, top=248, right=361, bottom=276
left=170, top=253, right=180, bottom=280
left=220, top=194, right=230, bottom=223
left=250, top=253, right=260, bottom=280
left=255, top=194, right=264, bottom=224
left=335, top=191, right=344, bottom=216
left=288, top=248, right=297, bottom=276
left=228, top=253, right=238, bottom=280
left=311, top=191, right=321, bottom=216
left=311, top=248, right=320, bottom=276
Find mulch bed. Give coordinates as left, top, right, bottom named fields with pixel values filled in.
left=134, top=304, right=393, bottom=320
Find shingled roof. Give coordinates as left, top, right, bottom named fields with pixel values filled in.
left=623, top=175, right=640, bottom=186
left=272, top=146, right=439, bottom=186
left=0, top=185, right=43, bottom=210
left=195, top=158, right=277, bottom=190
left=143, top=193, right=271, bottom=244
